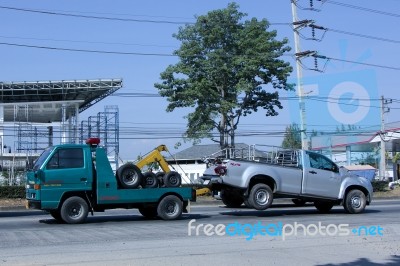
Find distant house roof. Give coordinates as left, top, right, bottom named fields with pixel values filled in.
left=167, top=143, right=253, bottom=161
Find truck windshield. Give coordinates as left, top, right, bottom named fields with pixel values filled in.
left=32, top=147, right=54, bottom=171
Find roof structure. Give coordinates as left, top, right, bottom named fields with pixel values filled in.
left=0, top=79, right=122, bottom=123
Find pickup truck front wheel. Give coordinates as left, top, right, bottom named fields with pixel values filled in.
left=343, top=189, right=366, bottom=214
left=248, top=184, right=273, bottom=210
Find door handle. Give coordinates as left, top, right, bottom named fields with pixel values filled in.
left=309, top=170, right=317, bottom=174
left=80, top=177, right=87, bottom=182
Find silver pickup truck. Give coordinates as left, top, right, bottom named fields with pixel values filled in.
left=201, top=148, right=373, bottom=214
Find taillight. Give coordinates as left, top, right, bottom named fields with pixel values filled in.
left=214, top=165, right=227, bottom=176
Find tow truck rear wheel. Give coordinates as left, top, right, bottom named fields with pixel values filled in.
left=138, top=206, right=158, bottom=219
left=343, top=189, right=366, bottom=214
left=117, top=163, right=143, bottom=189
left=60, top=196, right=89, bottom=224
left=157, top=195, right=183, bottom=220
left=248, top=184, right=273, bottom=210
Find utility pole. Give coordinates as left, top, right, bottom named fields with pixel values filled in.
left=380, top=96, right=392, bottom=180
left=291, top=1, right=308, bottom=150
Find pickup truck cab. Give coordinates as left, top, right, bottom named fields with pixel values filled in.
left=201, top=148, right=373, bottom=214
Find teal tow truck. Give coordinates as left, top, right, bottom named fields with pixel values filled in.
left=26, top=138, right=196, bottom=224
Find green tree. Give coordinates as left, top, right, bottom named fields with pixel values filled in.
left=281, top=123, right=302, bottom=149
left=154, top=3, right=293, bottom=149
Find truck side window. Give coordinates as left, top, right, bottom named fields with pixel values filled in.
left=307, top=152, right=338, bottom=173
left=47, top=148, right=84, bottom=169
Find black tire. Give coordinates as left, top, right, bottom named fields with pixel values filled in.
left=163, top=171, right=182, bottom=188
left=314, top=201, right=334, bottom=213
left=220, top=189, right=244, bottom=208
left=156, top=172, right=165, bottom=187
left=248, top=184, right=273, bottom=210
left=157, top=195, right=183, bottom=220
left=138, top=206, right=158, bottom=219
left=343, top=189, right=367, bottom=214
left=49, top=210, right=64, bottom=223
left=142, top=172, right=159, bottom=188
left=60, top=196, right=89, bottom=224
left=292, top=198, right=307, bottom=207
left=243, top=198, right=251, bottom=208
left=117, top=163, right=143, bottom=189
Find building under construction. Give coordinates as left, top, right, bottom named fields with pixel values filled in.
left=0, top=79, right=122, bottom=185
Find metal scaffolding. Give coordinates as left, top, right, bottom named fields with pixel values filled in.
left=0, top=79, right=123, bottom=185
left=80, top=105, right=120, bottom=169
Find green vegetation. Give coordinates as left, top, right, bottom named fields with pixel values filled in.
left=0, top=186, right=25, bottom=198
left=155, top=3, right=293, bottom=149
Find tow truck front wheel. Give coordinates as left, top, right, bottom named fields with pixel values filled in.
left=60, top=196, right=89, bottom=224
left=157, top=195, right=183, bottom=220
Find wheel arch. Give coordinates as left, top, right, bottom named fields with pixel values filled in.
left=247, top=175, right=277, bottom=194
left=56, top=191, right=92, bottom=210
left=343, top=185, right=371, bottom=205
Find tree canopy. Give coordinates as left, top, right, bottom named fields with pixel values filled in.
left=281, top=123, right=302, bottom=149
left=154, top=3, right=293, bottom=148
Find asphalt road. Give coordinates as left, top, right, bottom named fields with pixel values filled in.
left=0, top=199, right=399, bottom=266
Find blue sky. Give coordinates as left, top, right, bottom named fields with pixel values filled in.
left=1, top=0, right=400, bottom=158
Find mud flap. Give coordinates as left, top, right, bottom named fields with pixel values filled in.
left=183, top=200, right=190, bottom=213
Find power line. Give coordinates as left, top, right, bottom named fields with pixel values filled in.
left=0, top=5, right=289, bottom=26
left=326, top=56, right=400, bottom=71
left=0, top=5, right=191, bottom=25
left=320, top=0, right=400, bottom=18
left=0, top=35, right=177, bottom=48
left=0, top=42, right=175, bottom=56
left=327, top=28, right=400, bottom=44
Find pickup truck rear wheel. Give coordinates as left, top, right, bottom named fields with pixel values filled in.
left=60, top=196, right=89, bottom=224
left=117, top=163, right=143, bottom=189
left=157, top=195, right=183, bottom=220
left=343, top=189, right=367, bottom=214
left=220, top=189, right=244, bottom=208
left=248, top=184, right=273, bottom=210
left=314, top=201, right=334, bottom=213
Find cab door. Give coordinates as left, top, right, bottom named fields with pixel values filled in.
left=302, top=151, right=342, bottom=198
left=41, top=147, right=91, bottom=201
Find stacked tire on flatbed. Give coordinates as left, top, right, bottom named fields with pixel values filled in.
left=117, top=163, right=182, bottom=189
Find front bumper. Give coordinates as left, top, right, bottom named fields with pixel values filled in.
left=26, top=199, right=41, bottom=210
